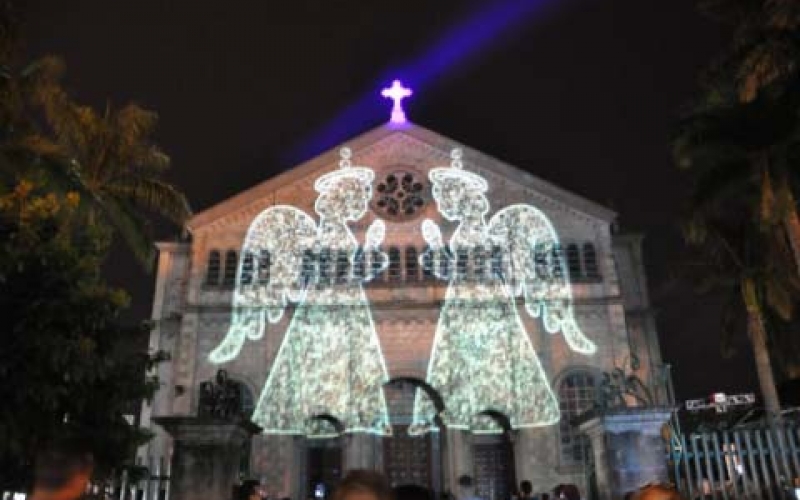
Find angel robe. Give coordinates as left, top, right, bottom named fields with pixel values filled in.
left=252, top=227, right=391, bottom=435
left=414, top=227, right=561, bottom=431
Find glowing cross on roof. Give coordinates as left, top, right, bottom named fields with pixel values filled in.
left=381, top=80, right=413, bottom=124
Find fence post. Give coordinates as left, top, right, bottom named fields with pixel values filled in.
left=579, top=408, right=672, bottom=500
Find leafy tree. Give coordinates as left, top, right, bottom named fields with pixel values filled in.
left=675, top=0, right=800, bottom=269
left=0, top=2, right=190, bottom=268
left=674, top=0, right=800, bottom=421
left=0, top=57, right=191, bottom=267
left=0, top=3, right=178, bottom=490
left=0, top=181, right=166, bottom=492
left=681, top=192, right=798, bottom=423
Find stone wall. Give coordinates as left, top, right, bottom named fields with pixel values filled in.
left=139, top=128, right=664, bottom=499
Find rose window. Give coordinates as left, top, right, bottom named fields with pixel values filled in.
left=373, top=170, right=426, bottom=219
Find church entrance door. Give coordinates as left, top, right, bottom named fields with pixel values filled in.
left=307, top=438, right=342, bottom=499
left=383, top=424, right=438, bottom=490
left=473, top=434, right=514, bottom=500
left=383, top=380, right=442, bottom=493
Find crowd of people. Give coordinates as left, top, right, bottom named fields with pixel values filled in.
left=233, top=472, right=684, bottom=500
left=25, top=442, right=686, bottom=500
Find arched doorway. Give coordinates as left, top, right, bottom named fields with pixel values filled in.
left=471, top=411, right=515, bottom=500
left=383, top=378, right=444, bottom=494
left=306, top=415, right=344, bottom=499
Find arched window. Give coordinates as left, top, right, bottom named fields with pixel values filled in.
left=438, top=248, right=451, bottom=280
left=223, top=250, right=237, bottom=287
left=335, top=250, right=350, bottom=283
left=318, top=248, right=332, bottom=284
left=532, top=243, right=548, bottom=281
left=301, top=249, right=316, bottom=285
left=456, top=246, right=469, bottom=279
left=551, top=244, right=564, bottom=280
left=405, top=246, right=419, bottom=281
left=473, top=245, right=486, bottom=282
left=370, top=249, right=384, bottom=280
left=240, top=252, right=255, bottom=285
left=583, top=243, right=599, bottom=279
left=206, top=250, right=221, bottom=286
left=491, top=245, right=505, bottom=279
left=558, top=371, right=598, bottom=466
left=566, top=244, right=582, bottom=279
left=422, top=246, right=434, bottom=280
left=257, top=249, right=271, bottom=284
left=353, top=249, right=365, bottom=281
left=388, top=247, right=402, bottom=281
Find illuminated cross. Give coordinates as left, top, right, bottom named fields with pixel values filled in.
left=381, top=80, right=413, bottom=124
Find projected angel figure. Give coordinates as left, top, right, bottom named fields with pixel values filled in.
left=209, top=147, right=391, bottom=436
left=411, top=149, right=597, bottom=433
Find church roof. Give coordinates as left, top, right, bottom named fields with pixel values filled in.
left=186, top=122, right=616, bottom=231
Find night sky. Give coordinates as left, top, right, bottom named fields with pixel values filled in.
left=21, top=0, right=753, bottom=400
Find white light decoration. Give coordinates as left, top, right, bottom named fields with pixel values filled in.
left=410, top=148, right=597, bottom=434
left=210, top=147, right=392, bottom=436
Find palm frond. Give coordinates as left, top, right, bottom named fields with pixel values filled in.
left=764, top=277, right=793, bottom=320
left=766, top=0, right=800, bottom=30
left=100, top=197, right=155, bottom=270
left=103, top=177, right=191, bottom=225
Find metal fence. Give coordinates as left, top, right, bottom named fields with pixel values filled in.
left=1, top=456, right=170, bottom=500
left=668, top=424, right=800, bottom=499
left=119, top=456, right=171, bottom=500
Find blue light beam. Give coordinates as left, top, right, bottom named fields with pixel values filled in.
left=283, top=0, right=562, bottom=164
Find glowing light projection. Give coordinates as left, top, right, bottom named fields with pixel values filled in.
left=411, top=148, right=597, bottom=434
left=210, top=147, right=392, bottom=436
left=381, top=80, right=413, bottom=124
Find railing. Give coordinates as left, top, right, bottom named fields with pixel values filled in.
left=123, top=456, right=171, bottom=500
left=1, top=457, right=170, bottom=500
left=668, top=424, right=800, bottom=499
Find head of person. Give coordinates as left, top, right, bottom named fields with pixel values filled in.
left=32, top=441, right=94, bottom=500
left=456, top=475, right=475, bottom=497
left=552, top=484, right=579, bottom=500
left=631, top=484, right=685, bottom=500
left=332, top=470, right=392, bottom=500
left=519, top=481, right=533, bottom=497
left=237, top=480, right=262, bottom=500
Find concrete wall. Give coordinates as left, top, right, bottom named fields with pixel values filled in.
left=139, top=131, right=664, bottom=498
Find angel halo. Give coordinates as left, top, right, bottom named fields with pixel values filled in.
left=313, top=147, right=374, bottom=193
left=428, top=147, right=488, bottom=192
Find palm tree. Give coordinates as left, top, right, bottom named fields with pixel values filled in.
left=673, top=0, right=800, bottom=422
left=678, top=0, right=800, bottom=269
left=681, top=197, right=798, bottom=423
left=0, top=55, right=190, bottom=267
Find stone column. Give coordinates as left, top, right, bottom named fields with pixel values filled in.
left=443, top=429, right=473, bottom=494
left=154, top=417, right=261, bottom=500
left=578, top=408, right=671, bottom=500
left=342, top=433, right=383, bottom=472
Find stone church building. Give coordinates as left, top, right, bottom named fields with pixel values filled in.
left=138, top=121, right=668, bottom=499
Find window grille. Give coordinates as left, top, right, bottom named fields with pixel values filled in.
left=223, top=250, right=237, bottom=287
left=558, top=371, right=597, bottom=466
left=206, top=250, right=221, bottom=285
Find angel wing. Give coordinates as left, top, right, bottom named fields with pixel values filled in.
left=488, top=204, right=596, bottom=354
left=209, top=205, right=317, bottom=363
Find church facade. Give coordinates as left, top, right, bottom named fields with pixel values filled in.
left=138, top=122, right=668, bottom=499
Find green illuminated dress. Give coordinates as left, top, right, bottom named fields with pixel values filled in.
left=209, top=154, right=391, bottom=436
left=412, top=151, right=596, bottom=433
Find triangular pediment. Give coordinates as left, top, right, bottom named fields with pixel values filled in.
left=186, top=123, right=615, bottom=233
